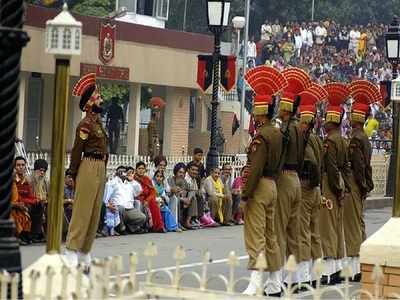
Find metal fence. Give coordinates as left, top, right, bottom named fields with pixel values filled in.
left=1, top=243, right=399, bottom=299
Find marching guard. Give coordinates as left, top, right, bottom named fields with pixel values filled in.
left=344, top=80, right=379, bottom=280
left=65, top=73, right=108, bottom=267
left=319, top=83, right=352, bottom=284
left=276, top=67, right=311, bottom=285
left=297, top=84, right=328, bottom=285
left=241, top=66, right=287, bottom=296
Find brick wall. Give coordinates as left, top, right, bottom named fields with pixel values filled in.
left=361, top=263, right=400, bottom=299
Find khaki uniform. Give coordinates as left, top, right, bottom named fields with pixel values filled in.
left=66, top=115, right=108, bottom=254
left=275, top=120, right=304, bottom=266
left=242, top=120, right=283, bottom=272
left=344, top=128, right=374, bottom=257
left=319, top=129, right=351, bottom=260
left=299, top=133, right=323, bottom=262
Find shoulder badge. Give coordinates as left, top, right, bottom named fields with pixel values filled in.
left=250, top=138, right=261, bottom=153
left=79, top=127, right=90, bottom=140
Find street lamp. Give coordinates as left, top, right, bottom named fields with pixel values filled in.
left=45, top=3, right=82, bottom=252
left=384, top=16, right=400, bottom=202
left=205, top=0, right=231, bottom=173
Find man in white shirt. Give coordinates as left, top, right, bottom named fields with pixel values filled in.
left=103, top=166, right=146, bottom=234
left=261, top=20, right=272, bottom=41
left=349, top=27, right=361, bottom=54
left=294, top=31, right=303, bottom=58
left=315, top=22, right=327, bottom=46
left=247, top=36, right=257, bottom=68
left=306, top=26, right=314, bottom=50
left=300, top=23, right=308, bottom=50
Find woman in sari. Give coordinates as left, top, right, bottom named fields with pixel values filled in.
left=134, top=161, right=165, bottom=233
left=153, top=170, right=180, bottom=232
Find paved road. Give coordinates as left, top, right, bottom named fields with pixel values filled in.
left=20, top=207, right=392, bottom=297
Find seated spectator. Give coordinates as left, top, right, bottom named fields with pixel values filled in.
left=221, top=163, right=235, bottom=226
left=10, top=178, right=32, bottom=245
left=184, top=162, right=202, bottom=228
left=231, top=166, right=250, bottom=225
left=167, top=163, right=191, bottom=230
left=63, top=169, right=75, bottom=237
left=202, top=167, right=232, bottom=225
left=14, top=156, right=44, bottom=243
left=135, top=161, right=165, bottom=233
left=31, top=159, right=48, bottom=241
left=153, top=170, right=180, bottom=232
left=104, top=165, right=147, bottom=235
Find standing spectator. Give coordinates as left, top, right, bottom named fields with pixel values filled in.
left=358, top=28, right=368, bottom=58
left=106, top=97, right=125, bottom=154
left=281, top=38, right=295, bottom=64
left=231, top=165, right=249, bottom=225
left=189, top=148, right=206, bottom=186
left=349, top=26, right=360, bottom=54
left=134, top=162, right=165, bottom=233
left=261, top=20, right=272, bottom=42
left=13, top=156, right=37, bottom=243
left=237, top=68, right=244, bottom=100
left=338, top=26, right=350, bottom=52
left=247, top=36, right=257, bottom=67
left=315, top=22, right=327, bottom=46
left=31, top=159, right=48, bottom=241
left=294, top=31, right=303, bottom=59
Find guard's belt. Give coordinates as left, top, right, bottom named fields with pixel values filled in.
left=283, top=164, right=297, bottom=171
left=83, top=152, right=106, bottom=160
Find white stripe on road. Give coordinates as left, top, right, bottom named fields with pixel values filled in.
left=110, top=255, right=249, bottom=278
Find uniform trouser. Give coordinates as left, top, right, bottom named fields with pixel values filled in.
left=244, top=177, right=282, bottom=272
left=66, top=159, right=106, bottom=254
left=319, top=174, right=345, bottom=260
left=344, top=174, right=363, bottom=257
left=275, top=171, right=301, bottom=266
left=117, top=206, right=147, bottom=233
left=298, top=183, right=323, bottom=263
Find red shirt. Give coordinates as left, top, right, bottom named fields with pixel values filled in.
left=15, top=176, right=37, bottom=205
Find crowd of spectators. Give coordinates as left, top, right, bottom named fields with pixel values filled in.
left=243, top=20, right=391, bottom=84
left=11, top=148, right=248, bottom=245
left=236, top=20, right=394, bottom=147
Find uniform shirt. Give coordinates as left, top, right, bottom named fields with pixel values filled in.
left=70, top=115, right=108, bottom=176
left=242, top=120, right=283, bottom=200
left=323, top=129, right=352, bottom=196
left=301, top=133, right=323, bottom=187
left=349, top=127, right=374, bottom=196
left=282, top=120, right=305, bottom=170
left=103, top=176, right=142, bottom=209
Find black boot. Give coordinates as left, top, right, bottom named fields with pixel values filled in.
left=351, top=273, right=362, bottom=282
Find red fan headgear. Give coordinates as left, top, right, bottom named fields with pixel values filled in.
left=73, top=73, right=97, bottom=111
left=281, top=67, right=312, bottom=112
left=149, top=97, right=166, bottom=110
left=245, top=66, right=287, bottom=116
left=298, top=83, right=327, bottom=123
left=324, top=83, right=350, bottom=124
left=349, top=80, right=382, bottom=123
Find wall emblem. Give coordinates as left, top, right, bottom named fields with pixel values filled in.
left=99, top=23, right=116, bottom=65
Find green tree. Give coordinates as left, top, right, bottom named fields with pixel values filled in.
left=71, top=0, right=114, bottom=17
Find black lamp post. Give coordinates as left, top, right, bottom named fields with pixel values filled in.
left=205, top=0, right=231, bottom=173
left=385, top=16, right=400, bottom=199
left=0, top=0, right=30, bottom=297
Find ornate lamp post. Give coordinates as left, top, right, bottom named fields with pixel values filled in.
left=384, top=17, right=400, bottom=201
left=390, top=76, right=400, bottom=216
left=45, top=3, right=82, bottom=253
left=205, top=0, right=231, bottom=172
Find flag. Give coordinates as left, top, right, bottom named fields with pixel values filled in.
left=248, top=116, right=256, bottom=138
left=380, top=81, right=391, bottom=108
left=220, top=55, right=236, bottom=92
left=197, top=55, right=213, bottom=92
left=232, top=113, right=240, bottom=135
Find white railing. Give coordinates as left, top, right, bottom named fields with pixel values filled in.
left=2, top=243, right=399, bottom=299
